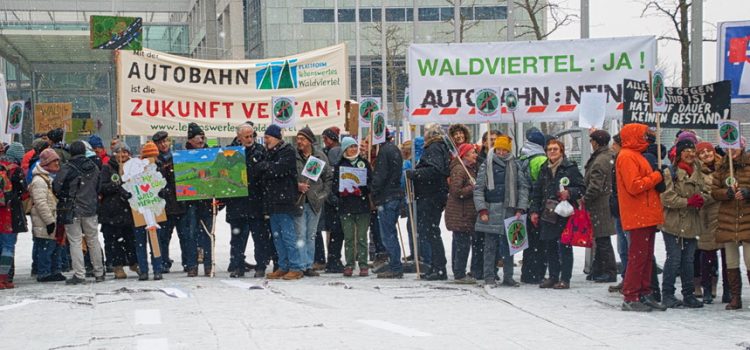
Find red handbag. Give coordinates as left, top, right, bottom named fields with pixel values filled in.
left=560, top=202, right=594, bottom=248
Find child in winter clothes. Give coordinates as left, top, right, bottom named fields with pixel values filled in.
left=30, top=149, right=66, bottom=282
left=334, top=137, right=372, bottom=277
left=0, top=142, right=29, bottom=289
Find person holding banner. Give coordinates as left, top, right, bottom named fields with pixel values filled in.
left=405, top=124, right=451, bottom=281
left=446, top=143, right=480, bottom=283
left=294, top=127, right=332, bottom=277
left=153, top=131, right=189, bottom=274
left=130, top=142, right=165, bottom=281
left=615, top=123, right=666, bottom=312
left=529, top=139, right=584, bottom=290
left=98, top=142, right=138, bottom=280
left=584, top=130, right=618, bottom=284
left=711, top=136, right=750, bottom=311
left=448, top=124, right=471, bottom=148
left=474, top=136, right=529, bottom=287
left=371, top=130, right=405, bottom=279
left=183, top=123, right=215, bottom=277
left=259, top=124, right=305, bottom=281
left=333, top=137, right=372, bottom=277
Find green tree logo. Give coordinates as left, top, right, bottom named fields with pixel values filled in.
left=359, top=98, right=380, bottom=123
left=475, top=88, right=500, bottom=117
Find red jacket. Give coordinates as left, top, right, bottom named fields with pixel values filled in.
left=21, top=149, right=35, bottom=174
left=616, top=123, right=664, bottom=231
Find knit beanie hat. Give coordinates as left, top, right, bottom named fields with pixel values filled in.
left=141, top=141, right=159, bottom=158
left=47, top=128, right=64, bottom=143
left=675, top=139, right=695, bottom=161
left=525, top=127, right=545, bottom=147
left=589, top=130, right=611, bottom=147
left=88, top=134, right=104, bottom=149
left=494, top=135, right=512, bottom=152
left=458, top=143, right=474, bottom=159
left=341, top=136, right=358, bottom=153
left=32, top=138, right=49, bottom=153
left=322, top=127, right=340, bottom=142
left=69, top=141, right=86, bottom=157
left=5, top=142, right=24, bottom=163
left=39, top=148, right=60, bottom=167
left=112, top=141, right=131, bottom=154
left=187, top=122, right=205, bottom=139
left=265, top=124, right=283, bottom=139
left=81, top=141, right=96, bottom=158
left=297, top=126, right=316, bottom=144
left=676, top=130, right=698, bottom=144
left=696, top=142, right=714, bottom=155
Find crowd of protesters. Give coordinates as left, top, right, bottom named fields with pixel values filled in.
left=0, top=121, right=747, bottom=313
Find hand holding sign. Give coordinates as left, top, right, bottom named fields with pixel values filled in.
left=301, top=156, right=326, bottom=182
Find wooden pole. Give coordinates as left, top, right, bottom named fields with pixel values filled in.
left=147, top=227, right=161, bottom=258
left=395, top=219, right=407, bottom=262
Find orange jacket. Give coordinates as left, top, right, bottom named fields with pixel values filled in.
left=616, top=123, right=664, bottom=231
left=21, top=149, right=35, bottom=174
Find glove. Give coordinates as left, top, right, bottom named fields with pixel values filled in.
left=740, top=188, right=750, bottom=201
left=686, top=194, right=704, bottom=209
left=727, top=188, right=736, bottom=200
left=405, top=169, right=416, bottom=180
left=530, top=212, right=540, bottom=228
left=46, top=223, right=55, bottom=234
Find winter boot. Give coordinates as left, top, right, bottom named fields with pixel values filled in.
left=266, top=269, right=287, bottom=279
left=702, top=286, right=714, bottom=304
left=282, top=270, right=304, bottom=280
left=113, top=266, right=127, bottom=279
left=359, top=268, right=369, bottom=277
left=0, top=274, right=14, bottom=289
left=693, top=277, right=703, bottom=298
left=725, top=268, right=742, bottom=310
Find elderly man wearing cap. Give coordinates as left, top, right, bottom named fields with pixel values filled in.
left=294, top=126, right=332, bottom=277
left=584, top=130, right=618, bottom=284
left=258, top=124, right=305, bottom=280
left=152, top=131, right=188, bottom=274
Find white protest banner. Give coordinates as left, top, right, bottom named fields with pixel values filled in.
left=504, top=214, right=529, bottom=256
left=117, top=44, right=348, bottom=137
left=408, top=36, right=656, bottom=124
left=372, top=111, right=387, bottom=145
left=122, top=158, right=168, bottom=228
left=359, top=97, right=380, bottom=127
left=0, top=74, right=9, bottom=143
left=6, top=101, right=24, bottom=134
left=578, top=92, right=607, bottom=129
left=719, top=120, right=742, bottom=149
left=339, top=166, right=367, bottom=194
left=301, top=155, right=326, bottom=182
left=271, top=96, right=297, bottom=129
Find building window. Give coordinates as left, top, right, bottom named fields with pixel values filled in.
left=359, top=9, right=372, bottom=22
left=418, top=8, right=439, bottom=21
left=475, top=6, right=507, bottom=20
left=337, top=9, right=355, bottom=22
left=303, top=9, right=334, bottom=23
left=386, top=8, right=406, bottom=22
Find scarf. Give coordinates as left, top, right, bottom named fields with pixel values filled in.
left=487, top=148, right=512, bottom=190
left=344, top=153, right=359, bottom=162
left=485, top=150, right=518, bottom=209
left=677, top=161, right=694, bottom=176
left=548, top=157, right=563, bottom=177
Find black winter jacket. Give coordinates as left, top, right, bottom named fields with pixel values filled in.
left=530, top=158, right=585, bottom=241
left=0, top=159, right=27, bottom=233
left=97, top=158, right=134, bottom=226
left=157, top=151, right=187, bottom=216
left=371, top=141, right=403, bottom=206
left=225, top=141, right=267, bottom=222
left=53, top=155, right=100, bottom=218
left=413, top=136, right=450, bottom=201
left=258, top=141, right=298, bottom=215
left=333, top=156, right=372, bottom=215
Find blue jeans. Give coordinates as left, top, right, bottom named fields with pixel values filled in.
left=0, top=233, right=18, bottom=276
left=377, top=199, right=403, bottom=273
left=185, top=205, right=213, bottom=270
left=615, top=218, right=629, bottom=277
left=270, top=213, right=302, bottom=271
left=294, top=203, right=322, bottom=270
left=158, top=214, right=190, bottom=270
left=662, top=232, right=698, bottom=297
left=34, top=238, right=62, bottom=278
left=134, top=227, right=164, bottom=274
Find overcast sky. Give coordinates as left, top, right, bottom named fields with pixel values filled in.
left=548, top=0, right=750, bottom=85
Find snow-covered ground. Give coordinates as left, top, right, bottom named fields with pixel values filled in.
left=1, top=212, right=749, bottom=350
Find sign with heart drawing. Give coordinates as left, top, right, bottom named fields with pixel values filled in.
left=122, top=158, right=168, bottom=228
